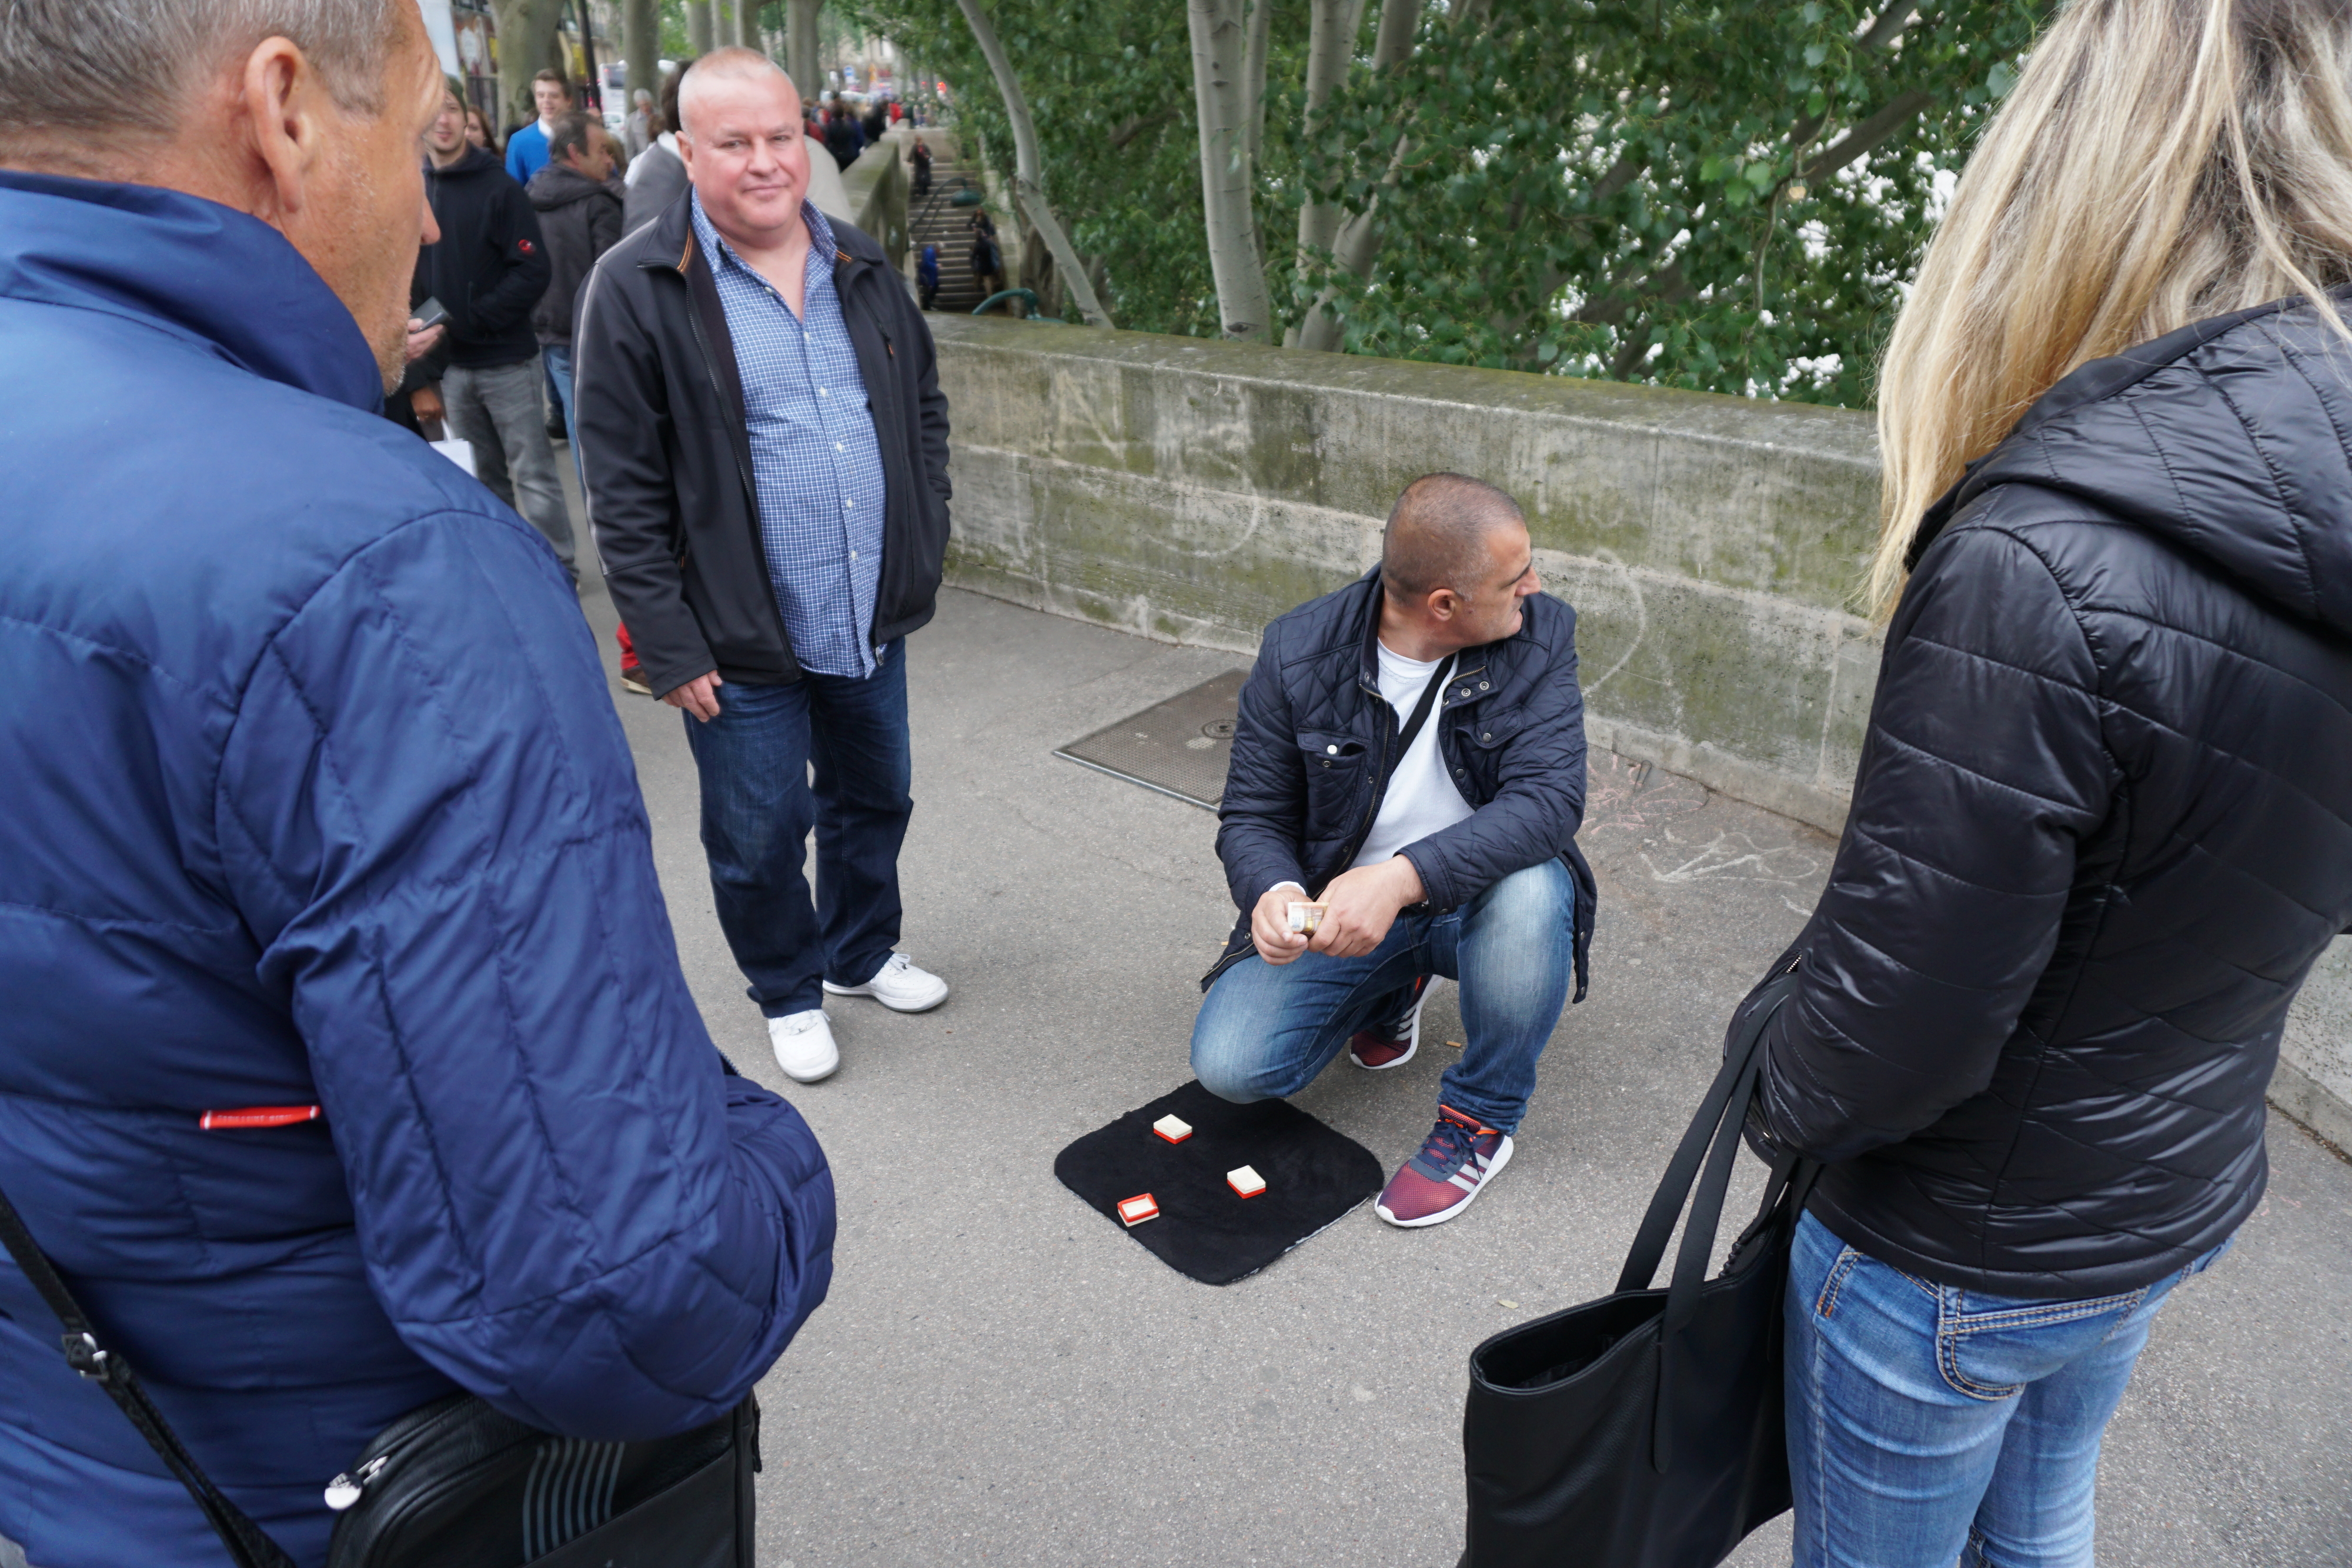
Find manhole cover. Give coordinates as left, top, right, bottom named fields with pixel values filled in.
left=1054, top=670, right=1247, bottom=811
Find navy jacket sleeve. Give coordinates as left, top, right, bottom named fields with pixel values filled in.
left=1215, top=620, right=1311, bottom=909
left=469, top=178, right=553, bottom=339
left=213, top=506, right=832, bottom=1440
left=1399, top=601, right=1586, bottom=911
left=1754, top=524, right=2116, bottom=1164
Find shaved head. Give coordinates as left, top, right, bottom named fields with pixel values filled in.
left=677, top=45, right=796, bottom=139
left=1381, top=474, right=1527, bottom=600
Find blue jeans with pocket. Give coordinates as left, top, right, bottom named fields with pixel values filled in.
left=1187, top=858, right=1576, bottom=1133
left=1786, top=1209, right=2231, bottom=1568
left=681, top=641, right=911, bottom=1018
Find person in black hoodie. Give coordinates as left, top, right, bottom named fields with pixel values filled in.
left=1740, top=3, right=2352, bottom=1563
left=527, top=112, right=623, bottom=454
left=416, top=83, right=574, bottom=582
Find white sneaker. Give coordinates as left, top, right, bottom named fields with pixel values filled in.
left=823, top=952, right=949, bottom=1013
left=767, top=1009, right=840, bottom=1083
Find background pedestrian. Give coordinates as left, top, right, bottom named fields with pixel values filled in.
left=416, top=83, right=576, bottom=581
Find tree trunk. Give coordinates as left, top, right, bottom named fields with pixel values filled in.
left=492, top=0, right=569, bottom=129
left=623, top=0, right=658, bottom=106
left=685, top=0, right=714, bottom=54
left=789, top=0, right=823, bottom=99
left=1288, top=0, right=1365, bottom=344
left=1242, top=0, right=1272, bottom=172
left=1292, top=0, right=1435, bottom=351
left=1188, top=0, right=1273, bottom=340
left=952, top=0, right=1118, bottom=328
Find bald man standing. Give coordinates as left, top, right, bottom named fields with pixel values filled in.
left=576, top=49, right=953, bottom=1086
left=1195, top=475, right=1597, bottom=1228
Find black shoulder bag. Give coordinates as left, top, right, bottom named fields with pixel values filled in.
left=1458, top=965, right=1814, bottom=1568
left=0, top=1180, right=761, bottom=1568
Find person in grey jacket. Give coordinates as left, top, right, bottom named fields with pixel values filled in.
left=527, top=112, right=623, bottom=449
left=623, top=60, right=690, bottom=233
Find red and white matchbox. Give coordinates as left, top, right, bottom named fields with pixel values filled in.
left=1117, top=1193, right=1160, bottom=1227
left=1152, top=1114, right=1193, bottom=1144
left=1226, top=1165, right=1267, bottom=1199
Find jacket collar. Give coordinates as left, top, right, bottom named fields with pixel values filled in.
left=1351, top=566, right=1511, bottom=692
left=0, top=169, right=383, bottom=413
left=639, top=185, right=882, bottom=286
left=424, top=144, right=502, bottom=180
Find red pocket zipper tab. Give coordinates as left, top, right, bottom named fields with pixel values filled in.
left=198, top=1105, right=322, bottom=1131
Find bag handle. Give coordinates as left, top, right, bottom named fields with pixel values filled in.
left=1609, top=962, right=1809, bottom=1473
left=1612, top=964, right=1800, bottom=1296
left=0, top=1178, right=298, bottom=1568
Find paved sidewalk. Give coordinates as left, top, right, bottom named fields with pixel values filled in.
left=576, top=575, right=2350, bottom=1568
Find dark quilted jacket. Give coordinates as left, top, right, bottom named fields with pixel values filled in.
left=1751, top=293, right=2352, bottom=1298
left=1210, top=570, right=1597, bottom=997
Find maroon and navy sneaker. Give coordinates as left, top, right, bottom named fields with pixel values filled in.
left=1375, top=1105, right=1514, bottom=1228
left=1348, top=974, right=1438, bottom=1070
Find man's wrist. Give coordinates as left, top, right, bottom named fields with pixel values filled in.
left=1385, top=855, right=1426, bottom=906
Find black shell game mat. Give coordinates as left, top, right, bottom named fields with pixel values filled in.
left=1055, top=1080, right=1384, bottom=1285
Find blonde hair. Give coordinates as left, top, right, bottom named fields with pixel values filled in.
left=1869, top=0, right=2352, bottom=617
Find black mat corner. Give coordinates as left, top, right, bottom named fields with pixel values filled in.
left=1054, top=1081, right=1383, bottom=1285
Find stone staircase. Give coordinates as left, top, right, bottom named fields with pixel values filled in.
left=906, top=143, right=995, bottom=315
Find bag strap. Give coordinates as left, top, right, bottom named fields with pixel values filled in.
left=0, top=1178, right=298, bottom=1568
left=1387, top=653, right=1456, bottom=775
left=1612, top=964, right=1800, bottom=1295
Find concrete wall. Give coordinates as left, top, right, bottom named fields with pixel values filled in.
left=928, top=314, right=2352, bottom=1149
left=931, top=316, right=1884, bottom=835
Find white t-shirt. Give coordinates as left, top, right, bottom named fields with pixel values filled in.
left=1350, top=641, right=1473, bottom=870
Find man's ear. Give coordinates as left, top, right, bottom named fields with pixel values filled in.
left=239, top=35, right=332, bottom=223
left=1427, top=588, right=1461, bottom=622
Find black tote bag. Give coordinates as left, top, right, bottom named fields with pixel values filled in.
left=1459, top=968, right=1814, bottom=1568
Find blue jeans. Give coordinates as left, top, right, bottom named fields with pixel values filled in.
left=1786, top=1210, right=2231, bottom=1568
left=542, top=343, right=582, bottom=479
left=1188, top=858, right=1576, bottom=1133
left=682, top=641, right=912, bottom=1018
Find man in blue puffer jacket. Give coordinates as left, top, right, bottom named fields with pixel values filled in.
left=1194, top=474, right=1597, bottom=1229
left=0, top=6, right=833, bottom=1566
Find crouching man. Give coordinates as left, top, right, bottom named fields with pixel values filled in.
left=1192, top=474, right=1595, bottom=1228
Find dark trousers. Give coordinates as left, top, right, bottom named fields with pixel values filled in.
left=683, top=640, right=912, bottom=1018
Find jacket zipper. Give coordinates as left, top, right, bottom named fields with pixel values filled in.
left=667, top=258, right=797, bottom=668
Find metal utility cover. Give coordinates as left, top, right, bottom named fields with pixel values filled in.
left=1054, top=670, right=1247, bottom=811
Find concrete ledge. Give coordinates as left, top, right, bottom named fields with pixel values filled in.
left=927, top=313, right=2352, bottom=1139
left=933, top=316, right=1882, bottom=833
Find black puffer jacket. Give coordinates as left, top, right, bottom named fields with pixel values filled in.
left=1752, top=294, right=2352, bottom=1298
left=1210, top=570, right=1597, bottom=998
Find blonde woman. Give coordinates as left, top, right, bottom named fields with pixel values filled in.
left=1740, top=1, right=2352, bottom=1562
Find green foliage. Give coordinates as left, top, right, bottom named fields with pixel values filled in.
left=838, top=0, right=1310, bottom=336
left=839, top=0, right=2048, bottom=406
left=1296, top=0, right=2047, bottom=403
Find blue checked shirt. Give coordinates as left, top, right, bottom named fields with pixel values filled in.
left=691, top=193, right=888, bottom=678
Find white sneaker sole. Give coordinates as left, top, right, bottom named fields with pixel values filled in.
left=768, top=1014, right=841, bottom=1084
left=821, top=975, right=949, bottom=1013
left=773, top=1044, right=840, bottom=1084
left=1376, top=1134, right=1513, bottom=1228
left=1350, top=978, right=1439, bottom=1071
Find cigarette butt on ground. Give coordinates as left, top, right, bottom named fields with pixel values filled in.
left=1446, top=1039, right=1465, bottom=1051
